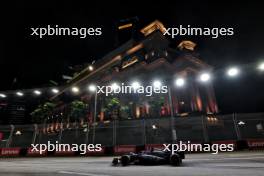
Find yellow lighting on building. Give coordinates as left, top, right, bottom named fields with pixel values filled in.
left=122, top=56, right=139, bottom=69
left=140, top=20, right=166, bottom=36
left=118, top=23, right=133, bottom=30
left=136, top=107, right=140, bottom=118
left=178, top=40, right=197, bottom=51
left=126, top=44, right=143, bottom=55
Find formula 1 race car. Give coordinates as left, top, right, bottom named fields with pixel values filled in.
left=112, top=149, right=185, bottom=166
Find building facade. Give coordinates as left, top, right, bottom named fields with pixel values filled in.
left=52, top=20, right=218, bottom=123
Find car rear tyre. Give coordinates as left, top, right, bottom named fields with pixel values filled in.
left=170, top=154, right=182, bottom=166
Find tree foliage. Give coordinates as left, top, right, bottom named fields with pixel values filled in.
left=69, top=100, right=87, bottom=121
left=31, top=102, right=56, bottom=123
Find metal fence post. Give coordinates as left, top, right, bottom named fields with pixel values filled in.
left=31, top=124, right=38, bottom=145
left=58, top=120, right=64, bottom=143
left=112, top=119, right=117, bottom=146
left=168, top=86, right=177, bottom=143
left=142, top=118, right=146, bottom=145
left=6, top=125, right=15, bottom=147
left=112, top=120, right=114, bottom=146
left=201, top=115, right=209, bottom=142
left=92, top=91, right=97, bottom=144
left=85, top=123, right=90, bottom=144
left=233, top=112, right=241, bottom=140
left=38, top=119, right=47, bottom=145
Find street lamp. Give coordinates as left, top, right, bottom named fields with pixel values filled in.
left=51, top=88, right=59, bottom=94
left=153, top=80, right=162, bottom=88
left=227, top=67, right=240, bottom=77
left=15, top=130, right=22, bottom=136
left=175, top=78, right=185, bottom=87
left=111, top=82, right=120, bottom=91
left=258, top=62, right=264, bottom=71
left=238, top=121, right=246, bottom=126
left=0, top=93, right=6, bottom=98
left=88, top=84, right=97, bottom=92
left=88, top=84, right=97, bottom=144
left=167, top=86, right=178, bottom=143
left=199, top=73, right=211, bottom=82
left=88, top=65, right=94, bottom=71
left=152, top=124, right=157, bottom=130
left=71, top=86, right=79, bottom=93
left=33, top=90, right=42, bottom=95
left=131, top=81, right=141, bottom=90
left=16, top=91, right=24, bottom=97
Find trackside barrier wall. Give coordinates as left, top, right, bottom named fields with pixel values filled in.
left=0, top=139, right=264, bottom=157
left=0, top=113, right=263, bottom=156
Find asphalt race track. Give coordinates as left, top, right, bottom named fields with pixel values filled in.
left=0, top=151, right=263, bottom=176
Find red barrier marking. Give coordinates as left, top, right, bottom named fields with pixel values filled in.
left=27, top=147, right=47, bottom=156
left=114, top=145, right=136, bottom=154
left=0, top=148, right=20, bottom=156
left=247, top=139, right=264, bottom=148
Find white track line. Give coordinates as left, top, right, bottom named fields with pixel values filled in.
left=58, top=171, right=111, bottom=176
left=187, top=156, right=264, bottom=161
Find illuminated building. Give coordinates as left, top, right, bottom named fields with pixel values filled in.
left=52, top=20, right=218, bottom=121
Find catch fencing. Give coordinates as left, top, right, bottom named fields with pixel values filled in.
left=0, top=113, right=264, bottom=148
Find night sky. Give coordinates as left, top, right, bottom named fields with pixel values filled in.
left=1, top=1, right=264, bottom=113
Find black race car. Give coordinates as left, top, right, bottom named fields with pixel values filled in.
left=112, top=149, right=185, bottom=166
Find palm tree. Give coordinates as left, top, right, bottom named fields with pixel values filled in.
left=31, top=102, right=56, bottom=124
left=104, top=97, right=120, bottom=120
left=31, top=102, right=56, bottom=134
left=68, top=100, right=88, bottom=139
left=69, top=100, right=88, bottom=125
left=31, top=107, right=44, bottom=124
